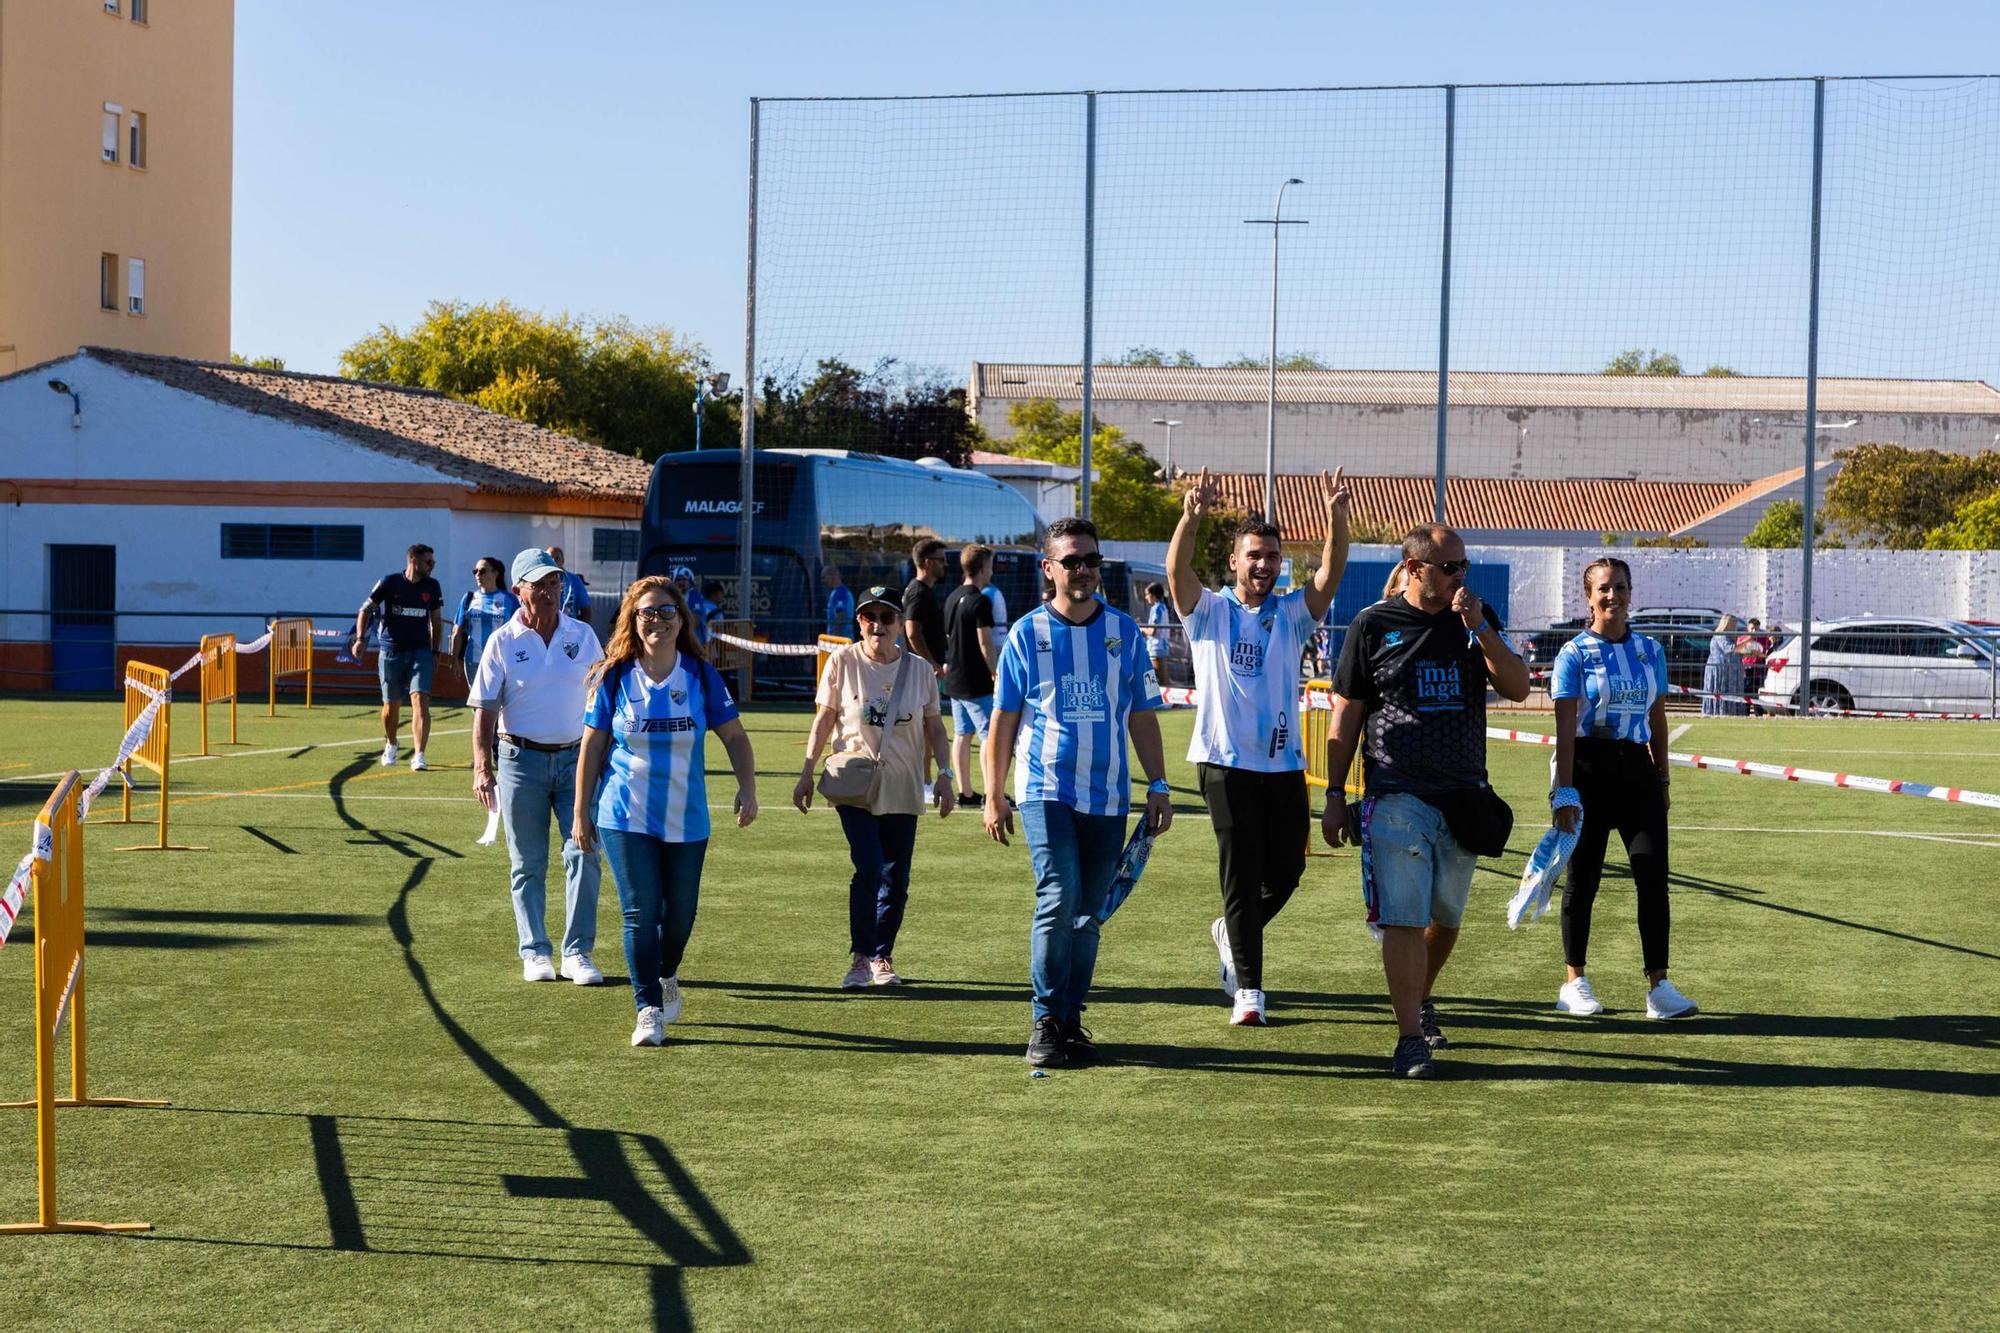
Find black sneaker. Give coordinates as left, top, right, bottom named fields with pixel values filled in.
left=1418, top=998, right=1449, bottom=1050
left=957, top=791, right=982, bottom=806
left=1392, top=1034, right=1436, bottom=1079
left=1062, top=1018, right=1099, bottom=1063
left=1026, top=1015, right=1070, bottom=1068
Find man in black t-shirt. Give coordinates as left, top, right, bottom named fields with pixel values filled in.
left=1322, top=524, right=1531, bottom=1078
left=353, top=543, right=445, bottom=772
left=942, top=543, right=1000, bottom=803
left=901, top=537, right=948, bottom=676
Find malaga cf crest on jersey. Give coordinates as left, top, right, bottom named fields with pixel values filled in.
left=562, top=640, right=580, bottom=660
left=670, top=687, right=687, bottom=705
left=1104, top=636, right=1121, bottom=656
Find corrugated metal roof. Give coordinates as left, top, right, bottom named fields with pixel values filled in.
left=83, top=348, right=655, bottom=499
left=1206, top=472, right=1749, bottom=537
left=972, top=363, right=2000, bottom=414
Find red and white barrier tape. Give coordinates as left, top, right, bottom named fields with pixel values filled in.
left=0, top=819, right=54, bottom=949
left=707, top=631, right=823, bottom=658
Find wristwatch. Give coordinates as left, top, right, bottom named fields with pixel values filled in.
left=1147, top=778, right=1172, bottom=795
left=937, top=768, right=956, bottom=785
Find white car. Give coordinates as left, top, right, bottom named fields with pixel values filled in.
left=1758, top=615, right=2000, bottom=715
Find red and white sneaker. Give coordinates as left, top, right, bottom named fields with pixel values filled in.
left=1229, top=988, right=1266, bottom=1026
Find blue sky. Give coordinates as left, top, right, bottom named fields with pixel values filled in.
left=233, top=1, right=2000, bottom=383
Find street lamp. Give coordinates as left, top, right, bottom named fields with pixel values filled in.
left=47, top=379, right=81, bottom=428
left=693, top=369, right=732, bottom=452
left=1150, top=417, right=1182, bottom=481
left=1245, top=178, right=1306, bottom=520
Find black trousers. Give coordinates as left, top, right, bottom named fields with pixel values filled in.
left=1561, top=737, right=1671, bottom=974
left=1198, top=764, right=1309, bottom=992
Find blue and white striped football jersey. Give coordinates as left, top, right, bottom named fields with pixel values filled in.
left=586, top=657, right=740, bottom=842
left=995, top=603, right=1163, bottom=816
left=1551, top=629, right=1667, bottom=743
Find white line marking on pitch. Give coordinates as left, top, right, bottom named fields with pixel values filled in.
left=4, top=727, right=474, bottom=784
left=1668, top=723, right=1692, bottom=743
left=1670, top=824, right=2000, bottom=847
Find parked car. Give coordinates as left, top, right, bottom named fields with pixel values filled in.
left=1521, top=612, right=1729, bottom=698
left=1758, top=616, right=2000, bottom=714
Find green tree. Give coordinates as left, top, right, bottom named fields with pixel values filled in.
left=752, top=357, right=985, bottom=467
left=338, top=300, right=729, bottom=460
left=1108, top=346, right=1200, bottom=367
left=1604, top=348, right=1683, bottom=376
left=1743, top=499, right=1826, bottom=548
left=230, top=353, right=287, bottom=371
left=1925, top=489, right=2000, bottom=549
left=1702, top=364, right=1741, bottom=377
left=1220, top=351, right=1327, bottom=371
left=1003, top=399, right=1179, bottom=540
left=1822, top=444, right=2000, bottom=547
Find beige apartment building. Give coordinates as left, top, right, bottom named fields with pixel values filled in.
left=0, top=0, right=232, bottom=374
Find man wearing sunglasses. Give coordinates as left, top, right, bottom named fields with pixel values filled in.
left=1321, top=524, right=1531, bottom=1078
left=984, top=517, right=1174, bottom=1069
left=1167, top=466, right=1350, bottom=1028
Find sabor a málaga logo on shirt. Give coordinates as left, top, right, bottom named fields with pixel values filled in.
left=1415, top=660, right=1464, bottom=712
left=1060, top=673, right=1106, bottom=721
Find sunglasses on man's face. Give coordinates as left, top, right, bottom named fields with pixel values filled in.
left=1420, top=558, right=1471, bottom=576
left=634, top=604, right=681, bottom=623
left=1052, top=552, right=1103, bottom=571
left=858, top=609, right=898, bottom=625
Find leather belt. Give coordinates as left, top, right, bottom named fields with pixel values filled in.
left=500, top=733, right=579, bottom=753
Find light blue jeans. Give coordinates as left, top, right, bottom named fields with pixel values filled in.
left=496, top=741, right=601, bottom=960
left=1020, top=801, right=1127, bottom=1023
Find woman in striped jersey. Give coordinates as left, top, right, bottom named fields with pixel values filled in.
left=1548, top=558, right=1698, bottom=1020
left=574, top=576, right=759, bottom=1048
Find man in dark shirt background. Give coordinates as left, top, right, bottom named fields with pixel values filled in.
left=942, top=543, right=1000, bottom=804
left=901, top=537, right=948, bottom=677
left=1322, top=523, right=1530, bottom=1078
left=354, top=542, right=445, bottom=772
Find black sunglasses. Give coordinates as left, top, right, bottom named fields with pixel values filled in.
left=857, top=608, right=898, bottom=624
left=1052, top=552, right=1103, bottom=571
left=634, top=604, right=681, bottom=622
left=1419, top=558, right=1472, bottom=576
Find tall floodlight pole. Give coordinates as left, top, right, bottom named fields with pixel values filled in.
left=1151, top=417, right=1181, bottom=481
left=1246, top=179, right=1305, bottom=520
left=737, top=97, right=759, bottom=700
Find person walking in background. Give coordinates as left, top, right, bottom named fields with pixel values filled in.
left=701, top=581, right=729, bottom=642
left=1140, top=582, right=1174, bottom=689
left=1548, top=557, right=1698, bottom=1021
left=546, top=546, right=592, bottom=625
left=353, top=543, right=444, bottom=772
left=901, top=538, right=949, bottom=675
left=824, top=563, right=856, bottom=640
left=1702, top=614, right=1747, bottom=716
left=450, top=556, right=521, bottom=684
left=1322, top=523, right=1531, bottom=1078
left=469, top=549, right=606, bottom=987
left=942, top=544, right=1000, bottom=806
left=794, top=586, right=956, bottom=988
left=1736, top=617, right=1774, bottom=705
left=672, top=567, right=714, bottom=645
left=1168, top=467, right=1351, bottom=1027
left=983, top=517, right=1175, bottom=1069
left=573, top=575, right=759, bottom=1048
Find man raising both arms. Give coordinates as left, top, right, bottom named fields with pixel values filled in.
left=1322, top=524, right=1531, bottom=1077
left=1168, top=467, right=1351, bottom=1026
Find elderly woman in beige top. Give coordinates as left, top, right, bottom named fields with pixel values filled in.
left=794, top=585, right=956, bottom=988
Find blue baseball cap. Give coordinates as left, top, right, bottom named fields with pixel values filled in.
left=511, top=548, right=562, bottom=586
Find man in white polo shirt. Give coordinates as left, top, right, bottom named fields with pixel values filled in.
left=470, top=548, right=607, bottom=985
left=1167, top=466, right=1350, bottom=1026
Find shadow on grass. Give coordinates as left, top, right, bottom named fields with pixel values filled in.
left=682, top=975, right=1384, bottom=1013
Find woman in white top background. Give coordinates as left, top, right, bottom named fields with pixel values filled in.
left=794, top=585, right=956, bottom=989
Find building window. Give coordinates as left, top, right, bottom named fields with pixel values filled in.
left=100, top=254, right=120, bottom=311
left=101, top=103, right=122, bottom=163
left=130, top=0, right=148, bottom=22
left=128, top=111, right=146, bottom=168
left=221, top=525, right=365, bottom=562
left=127, top=258, right=145, bottom=315
left=593, top=528, right=640, bottom=564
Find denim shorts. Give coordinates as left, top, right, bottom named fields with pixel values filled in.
left=1359, top=791, right=1477, bottom=930
left=950, top=694, right=993, bottom=740
left=379, top=647, right=436, bottom=702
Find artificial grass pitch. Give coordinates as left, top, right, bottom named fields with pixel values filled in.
left=0, top=697, right=1994, bottom=1329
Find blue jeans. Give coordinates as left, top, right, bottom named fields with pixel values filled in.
left=1019, top=801, right=1127, bottom=1022
left=496, top=742, right=601, bottom=960
left=600, top=829, right=707, bottom=1013
left=836, top=807, right=917, bottom=959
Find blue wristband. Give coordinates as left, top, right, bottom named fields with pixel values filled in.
left=1147, top=779, right=1172, bottom=795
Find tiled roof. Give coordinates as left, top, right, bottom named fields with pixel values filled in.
left=83, top=348, right=654, bottom=498
left=972, top=363, right=2000, bottom=415
left=1205, top=472, right=1748, bottom=537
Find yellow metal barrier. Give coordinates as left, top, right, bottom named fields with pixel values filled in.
left=816, top=634, right=852, bottom=685
left=0, top=771, right=165, bottom=1236
left=268, top=617, right=314, bottom=714
left=197, top=632, right=239, bottom=755
left=1303, top=679, right=1333, bottom=791
left=113, top=662, right=202, bottom=852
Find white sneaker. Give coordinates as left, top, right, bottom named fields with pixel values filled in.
left=561, top=952, right=603, bottom=986
left=409, top=751, right=428, bottom=772
left=631, top=1006, right=665, bottom=1047
left=1229, top=988, right=1266, bottom=1026
left=1646, top=977, right=1699, bottom=1020
left=521, top=953, right=556, bottom=983
left=380, top=742, right=399, bottom=767
left=659, top=974, right=684, bottom=1025
left=1556, top=975, right=1604, bottom=1015
left=1210, top=917, right=1236, bottom=998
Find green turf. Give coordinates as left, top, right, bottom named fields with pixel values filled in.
left=0, top=696, right=1995, bottom=1330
